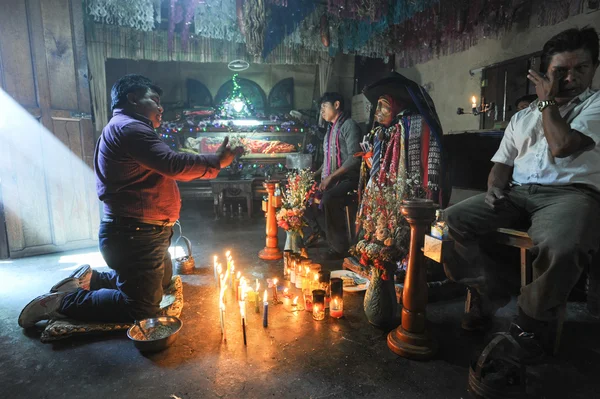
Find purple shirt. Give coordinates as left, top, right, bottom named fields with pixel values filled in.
left=95, top=109, right=221, bottom=222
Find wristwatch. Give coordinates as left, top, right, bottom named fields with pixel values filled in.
left=537, top=100, right=557, bottom=112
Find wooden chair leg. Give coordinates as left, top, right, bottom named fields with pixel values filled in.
left=520, top=248, right=533, bottom=287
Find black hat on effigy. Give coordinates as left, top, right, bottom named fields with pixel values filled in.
left=362, top=71, right=442, bottom=134
left=362, top=71, right=419, bottom=106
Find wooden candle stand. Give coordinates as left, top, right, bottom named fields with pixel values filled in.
left=387, top=199, right=438, bottom=360
left=258, top=180, right=283, bottom=260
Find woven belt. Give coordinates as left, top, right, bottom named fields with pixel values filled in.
left=101, top=216, right=176, bottom=227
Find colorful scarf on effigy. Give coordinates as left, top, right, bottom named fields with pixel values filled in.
left=322, top=113, right=348, bottom=180
left=376, top=113, right=441, bottom=202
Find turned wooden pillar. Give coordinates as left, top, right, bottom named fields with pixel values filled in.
left=259, top=181, right=282, bottom=260
left=387, top=199, right=437, bottom=360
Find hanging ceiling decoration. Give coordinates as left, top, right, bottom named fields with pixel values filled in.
left=228, top=59, right=250, bottom=71
left=87, top=0, right=588, bottom=67
left=87, top=0, right=161, bottom=31
left=243, top=0, right=267, bottom=57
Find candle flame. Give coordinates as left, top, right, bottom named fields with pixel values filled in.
left=239, top=300, right=245, bottom=318
left=314, top=273, right=318, bottom=281
left=217, top=264, right=222, bottom=274
left=273, top=278, right=278, bottom=286
left=263, top=289, right=268, bottom=303
left=292, top=296, right=298, bottom=305
left=471, top=96, right=476, bottom=104
left=333, top=298, right=338, bottom=306
left=305, top=266, right=309, bottom=275
left=236, top=271, right=241, bottom=279
left=226, top=250, right=231, bottom=258
left=284, top=287, right=289, bottom=294
left=255, top=279, right=259, bottom=292
left=314, top=304, right=321, bottom=312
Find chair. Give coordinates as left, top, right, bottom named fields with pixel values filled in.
left=483, top=228, right=566, bottom=355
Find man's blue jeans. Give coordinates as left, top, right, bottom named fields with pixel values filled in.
left=59, top=220, right=173, bottom=322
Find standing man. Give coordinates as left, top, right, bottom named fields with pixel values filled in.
left=304, top=92, right=362, bottom=260
left=19, top=74, right=240, bottom=327
left=444, top=27, right=600, bottom=360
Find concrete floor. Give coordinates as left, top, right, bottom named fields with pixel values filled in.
left=1, top=199, right=600, bottom=399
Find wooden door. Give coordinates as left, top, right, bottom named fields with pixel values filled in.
left=0, top=0, right=99, bottom=258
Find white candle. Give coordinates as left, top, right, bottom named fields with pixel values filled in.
left=213, top=255, right=218, bottom=283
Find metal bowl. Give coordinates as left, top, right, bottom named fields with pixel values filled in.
left=127, top=316, right=183, bottom=352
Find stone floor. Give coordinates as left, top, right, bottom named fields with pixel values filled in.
left=1, top=199, right=600, bottom=399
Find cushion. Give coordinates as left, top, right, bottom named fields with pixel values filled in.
left=40, top=275, right=183, bottom=343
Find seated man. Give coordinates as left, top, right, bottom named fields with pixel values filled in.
left=18, top=74, right=240, bottom=328
left=515, top=94, right=538, bottom=111
left=304, top=92, right=361, bottom=260
left=444, top=27, right=600, bottom=357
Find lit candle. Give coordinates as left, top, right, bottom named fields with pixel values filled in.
left=291, top=296, right=298, bottom=311
left=226, top=250, right=231, bottom=274
left=272, top=278, right=278, bottom=302
left=312, top=273, right=319, bottom=291
left=312, top=289, right=326, bottom=321
left=217, top=265, right=222, bottom=289
left=290, top=255, right=297, bottom=284
left=303, top=290, right=313, bottom=311
left=254, top=281, right=260, bottom=313
left=239, top=297, right=247, bottom=346
left=295, top=265, right=304, bottom=289
left=219, top=270, right=229, bottom=342
left=330, top=297, right=344, bottom=318
left=301, top=267, right=311, bottom=291
left=219, top=302, right=227, bottom=341
left=283, top=287, right=290, bottom=298
left=471, top=96, right=477, bottom=109
left=235, top=272, right=242, bottom=300
left=230, top=262, right=235, bottom=291
left=312, top=304, right=324, bottom=321
left=262, top=290, right=269, bottom=328
left=213, top=255, right=218, bottom=283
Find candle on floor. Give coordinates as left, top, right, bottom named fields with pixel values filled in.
left=283, top=287, right=290, bottom=298
left=330, top=297, right=343, bottom=318
left=239, top=297, right=247, bottom=346
left=290, top=254, right=297, bottom=284
left=235, top=272, right=242, bottom=300
left=263, top=290, right=269, bottom=327
left=272, top=278, right=278, bottom=302
left=254, top=281, right=260, bottom=313
left=291, top=296, right=298, bottom=311
left=311, top=272, right=319, bottom=292
left=303, top=290, right=313, bottom=312
left=219, top=302, right=227, bottom=341
left=312, top=289, right=326, bottom=321
left=213, top=255, right=218, bottom=283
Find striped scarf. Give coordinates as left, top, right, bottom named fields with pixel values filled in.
left=322, top=113, right=347, bottom=180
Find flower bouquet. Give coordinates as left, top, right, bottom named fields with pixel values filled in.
left=276, top=168, right=316, bottom=236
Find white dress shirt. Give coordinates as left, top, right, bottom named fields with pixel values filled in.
left=491, top=88, right=600, bottom=190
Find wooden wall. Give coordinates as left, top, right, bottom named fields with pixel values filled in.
left=0, top=0, right=98, bottom=258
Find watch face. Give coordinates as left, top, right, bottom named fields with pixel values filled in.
left=537, top=102, right=545, bottom=112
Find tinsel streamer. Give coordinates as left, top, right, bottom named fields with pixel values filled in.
left=168, top=0, right=178, bottom=55
left=194, top=0, right=245, bottom=42
left=87, top=0, right=158, bottom=31
left=243, top=0, right=266, bottom=57
left=180, top=0, right=199, bottom=50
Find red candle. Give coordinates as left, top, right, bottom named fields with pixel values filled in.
left=330, top=298, right=343, bottom=318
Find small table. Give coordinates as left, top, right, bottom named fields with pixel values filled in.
left=210, top=178, right=255, bottom=218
